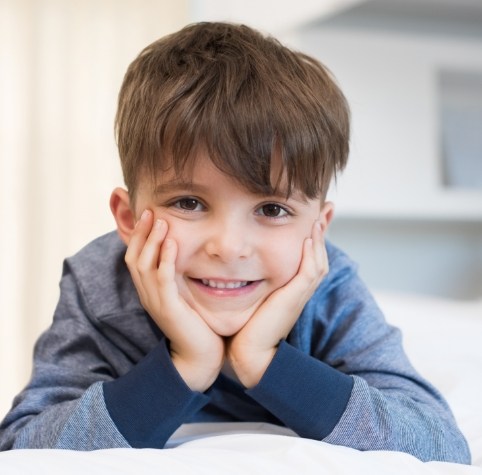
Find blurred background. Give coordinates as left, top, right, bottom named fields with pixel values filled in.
left=1, top=0, right=481, bottom=418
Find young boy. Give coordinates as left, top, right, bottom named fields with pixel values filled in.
left=0, top=22, right=470, bottom=463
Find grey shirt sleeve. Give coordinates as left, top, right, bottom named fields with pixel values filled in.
left=245, top=247, right=471, bottom=464
left=0, top=260, right=207, bottom=450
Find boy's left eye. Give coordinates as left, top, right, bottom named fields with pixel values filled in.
left=256, top=203, right=289, bottom=218
left=173, top=198, right=205, bottom=211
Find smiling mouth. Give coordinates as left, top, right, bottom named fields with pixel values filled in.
left=200, top=279, right=252, bottom=289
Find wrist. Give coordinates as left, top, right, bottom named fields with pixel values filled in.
left=228, top=347, right=276, bottom=389
left=171, top=354, right=223, bottom=392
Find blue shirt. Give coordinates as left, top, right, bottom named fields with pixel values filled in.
left=0, top=232, right=471, bottom=463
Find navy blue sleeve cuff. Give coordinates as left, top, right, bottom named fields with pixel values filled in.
left=103, top=339, right=210, bottom=448
left=246, top=340, right=354, bottom=440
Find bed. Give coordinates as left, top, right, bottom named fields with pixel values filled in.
left=1, top=291, right=481, bottom=474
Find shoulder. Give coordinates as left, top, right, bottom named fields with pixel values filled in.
left=67, top=231, right=126, bottom=267
left=291, top=240, right=386, bottom=352
left=300, top=240, right=373, bottom=319
left=62, top=231, right=142, bottom=318
left=323, top=240, right=359, bottom=293
left=295, top=240, right=361, bottom=324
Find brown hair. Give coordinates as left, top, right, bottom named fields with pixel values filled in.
left=115, top=22, right=350, bottom=200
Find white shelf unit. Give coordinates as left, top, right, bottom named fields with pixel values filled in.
left=292, top=0, right=482, bottom=299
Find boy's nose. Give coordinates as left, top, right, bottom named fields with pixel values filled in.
left=204, top=219, right=253, bottom=262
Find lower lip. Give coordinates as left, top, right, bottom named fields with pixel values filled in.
left=189, top=278, right=262, bottom=298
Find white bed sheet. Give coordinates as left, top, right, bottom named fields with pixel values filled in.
left=0, top=434, right=480, bottom=475
left=376, top=291, right=482, bottom=468
left=0, top=291, right=481, bottom=474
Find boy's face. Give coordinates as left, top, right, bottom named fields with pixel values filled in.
left=119, top=152, right=332, bottom=337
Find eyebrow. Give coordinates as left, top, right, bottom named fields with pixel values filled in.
left=153, top=181, right=208, bottom=195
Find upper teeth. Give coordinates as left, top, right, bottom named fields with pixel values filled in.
left=201, top=279, right=248, bottom=289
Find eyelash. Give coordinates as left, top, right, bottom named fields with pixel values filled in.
left=167, top=197, right=293, bottom=220
left=170, top=197, right=206, bottom=212
left=255, top=203, right=292, bottom=220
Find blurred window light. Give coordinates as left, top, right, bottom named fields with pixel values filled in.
left=439, top=69, right=482, bottom=190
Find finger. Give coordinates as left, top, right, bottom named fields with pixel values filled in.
left=294, top=237, right=318, bottom=287
left=137, top=218, right=168, bottom=274
left=277, top=236, right=322, bottom=312
left=125, top=209, right=153, bottom=271
left=157, top=237, right=178, bottom=295
left=134, top=219, right=170, bottom=309
left=154, top=239, right=219, bottom=355
left=311, top=220, right=329, bottom=278
left=124, top=210, right=156, bottom=303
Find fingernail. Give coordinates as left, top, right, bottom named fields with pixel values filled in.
left=141, top=209, right=150, bottom=220
left=154, top=218, right=163, bottom=229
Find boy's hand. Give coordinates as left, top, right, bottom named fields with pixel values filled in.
left=125, top=210, right=224, bottom=392
left=226, top=220, right=328, bottom=388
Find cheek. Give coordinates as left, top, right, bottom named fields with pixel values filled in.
left=149, top=212, right=193, bottom=272
left=163, top=223, right=193, bottom=273
left=264, top=234, right=304, bottom=286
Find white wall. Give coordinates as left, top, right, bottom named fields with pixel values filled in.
left=189, top=0, right=365, bottom=35
left=0, top=0, right=189, bottom=419
left=295, top=27, right=482, bottom=218
left=292, top=25, right=482, bottom=298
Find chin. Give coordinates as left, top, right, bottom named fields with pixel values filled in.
left=212, top=327, right=241, bottom=337
left=201, top=311, right=253, bottom=337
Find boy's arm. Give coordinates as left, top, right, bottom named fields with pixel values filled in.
left=124, top=212, right=224, bottom=393
left=0, top=262, right=209, bottom=450
left=243, top=261, right=471, bottom=464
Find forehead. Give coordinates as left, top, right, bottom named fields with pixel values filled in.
left=141, top=152, right=309, bottom=204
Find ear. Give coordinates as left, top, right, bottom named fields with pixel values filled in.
left=110, top=187, right=136, bottom=246
left=319, top=201, right=335, bottom=233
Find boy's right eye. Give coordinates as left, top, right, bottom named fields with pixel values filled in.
left=172, top=197, right=205, bottom=212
